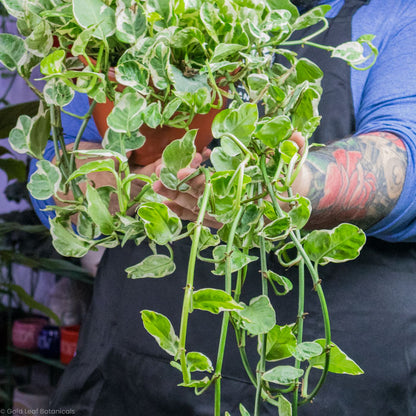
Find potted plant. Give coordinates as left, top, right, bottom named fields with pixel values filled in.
left=0, top=0, right=377, bottom=414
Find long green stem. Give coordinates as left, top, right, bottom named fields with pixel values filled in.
left=254, top=235, right=268, bottom=416
left=178, top=171, right=213, bottom=384
left=214, top=206, right=245, bottom=416
left=69, top=100, right=97, bottom=172
left=259, top=156, right=332, bottom=408
left=292, top=257, right=305, bottom=415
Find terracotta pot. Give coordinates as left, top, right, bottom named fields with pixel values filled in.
left=60, top=325, right=80, bottom=365
left=79, top=56, right=226, bottom=165
left=93, top=100, right=224, bottom=165
left=12, top=317, right=48, bottom=351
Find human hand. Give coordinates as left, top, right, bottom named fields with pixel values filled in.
left=152, top=148, right=222, bottom=228
left=151, top=132, right=307, bottom=227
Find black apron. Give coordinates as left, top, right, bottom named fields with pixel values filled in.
left=51, top=1, right=416, bottom=414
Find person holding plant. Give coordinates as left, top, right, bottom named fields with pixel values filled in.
left=25, top=0, right=416, bottom=415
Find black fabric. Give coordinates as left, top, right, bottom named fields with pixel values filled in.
left=51, top=1, right=416, bottom=414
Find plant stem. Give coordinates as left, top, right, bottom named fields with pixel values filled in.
left=259, top=156, right=332, bottom=409
left=254, top=235, right=268, bottom=416
left=178, top=170, right=212, bottom=384
left=214, top=206, right=244, bottom=416
left=292, top=257, right=305, bottom=415
left=69, top=100, right=97, bottom=172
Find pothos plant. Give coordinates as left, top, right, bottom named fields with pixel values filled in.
left=0, top=0, right=377, bottom=414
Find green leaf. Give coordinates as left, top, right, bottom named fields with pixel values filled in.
left=73, top=0, right=116, bottom=40
left=141, top=310, right=179, bottom=356
left=138, top=202, right=182, bottom=245
left=49, top=218, right=92, bottom=258
left=126, top=254, right=176, bottom=278
left=192, top=288, right=244, bottom=314
left=210, top=147, right=242, bottom=171
left=263, top=365, right=304, bottom=385
left=27, top=160, right=62, bottom=200
left=288, top=196, right=311, bottom=230
left=265, top=270, right=293, bottom=296
left=160, top=129, right=197, bottom=189
left=200, top=2, right=220, bottom=43
left=116, top=2, right=146, bottom=44
left=247, top=73, right=269, bottom=99
left=255, top=115, right=292, bottom=148
left=77, top=212, right=102, bottom=240
left=237, top=295, right=276, bottom=335
left=211, top=43, right=245, bottom=63
left=25, top=20, right=53, bottom=57
left=186, top=351, right=213, bottom=373
left=148, top=42, right=170, bottom=90
left=162, top=98, right=182, bottom=122
left=289, top=341, right=323, bottom=361
left=293, top=5, right=331, bottom=30
left=267, top=0, right=299, bottom=22
left=178, top=376, right=211, bottom=388
left=171, top=27, right=204, bottom=48
left=239, top=403, right=251, bottom=416
left=187, top=223, right=220, bottom=251
left=28, top=103, right=51, bottom=160
left=212, top=245, right=257, bottom=275
left=277, top=395, right=292, bottom=416
left=279, top=140, right=299, bottom=164
left=44, top=78, right=75, bottom=107
left=0, top=33, right=26, bottom=71
left=86, top=184, right=114, bottom=235
left=107, top=92, right=146, bottom=134
left=1, top=0, right=26, bottom=19
left=66, top=159, right=117, bottom=182
left=71, top=27, right=96, bottom=57
left=73, top=148, right=128, bottom=164
left=169, top=66, right=210, bottom=94
left=40, top=50, right=66, bottom=76
left=235, top=204, right=261, bottom=238
left=146, top=0, right=173, bottom=26
left=331, top=41, right=366, bottom=65
left=115, top=60, right=150, bottom=94
left=265, top=325, right=297, bottom=361
left=212, top=103, right=258, bottom=145
left=310, top=339, right=364, bottom=375
left=296, top=58, right=323, bottom=83
left=142, top=102, right=162, bottom=128
left=102, top=129, right=146, bottom=153
left=302, top=223, right=366, bottom=265
left=260, top=216, right=291, bottom=241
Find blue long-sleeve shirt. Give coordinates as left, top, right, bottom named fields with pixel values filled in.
left=30, top=0, right=416, bottom=242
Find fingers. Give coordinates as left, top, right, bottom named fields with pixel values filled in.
left=164, top=200, right=221, bottom=229
left=290, top=131, right=306, bottom=155
left=190, top=152, right=203, bottom=168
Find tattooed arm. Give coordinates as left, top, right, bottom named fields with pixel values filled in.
left=293, top=132, right=407, bottom=230
left=152, top=132, right=407, bottom=231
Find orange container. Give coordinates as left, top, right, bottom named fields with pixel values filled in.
left=79, top=56, right=227, bottom=165
left=60, top=325, right=80, bottom=365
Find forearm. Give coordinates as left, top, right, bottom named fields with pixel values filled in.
left=294, top=132, right=407, bottom=230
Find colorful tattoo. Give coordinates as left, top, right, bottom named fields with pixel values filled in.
left=304, top=132, right=407, bottom=230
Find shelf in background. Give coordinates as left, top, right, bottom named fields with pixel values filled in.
left=7, top=346, right=66, bottom=370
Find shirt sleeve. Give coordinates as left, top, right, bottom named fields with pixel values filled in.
left=352, top=1, right=416, bottom=242
left=29, top=93, right=102, bottom=228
